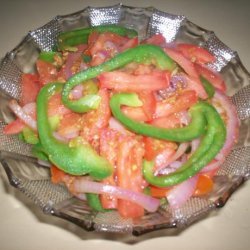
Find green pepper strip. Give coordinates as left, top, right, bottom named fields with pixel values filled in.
left=36, top=82, right=113, bottom=179
left=110, top=93, right=206, bottom=142
left=62, top=44, right=175, bottom=112
left=142, top=102, right=226, bottom=187
left=57, top=24, right=138, bottom=51
left=109, top=93, right=226, bottom=186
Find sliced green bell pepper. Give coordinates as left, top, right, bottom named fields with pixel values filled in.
left=36, top=82, right=113, bottom=179
left=62, top=44, right=175, bottom=112
left=142, top=102, right=226, bottom=187
left=57, top=24, right=138, bottom=51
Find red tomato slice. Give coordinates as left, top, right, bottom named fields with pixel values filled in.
left=90, top=32, right=127, bottom=55
left=143, top=34, right=166, bottom=47
left=50, top=165, right=67, bottom=184
left=48, top=93, right=71, bottom=117
left=122, top=106, right=149, bottom=122
left=99, top=128, right=120, bottom=209
left=57, top=112, right=82, bottom=137
left=194, top=174, right=214, bottom=196
left=176, top=43, right=216, bottom=64
left=149, top=185, right=171, bottom=198
left=117, top=137, right=145, bottom=218
left=88, top=31, right=100, bottom=46
left=50, top=165, right=75, bottom=190
left=98, top=71, right=170, bottom=92
left=144, top=137, right=177, bottom=161
left=122, top=90, right=197, bottom=122
left=86, top=88, right=111, bottom=137
left=154, top=90, right=198, bottom=118
left=20, top=73, right=41, bottom=106
left=138, top=91, right=156, bottom=121
left=164, top=47, right=199, bottom=78
left=94, top=88, right=111, bottom=130
left=119, top=37, right=139, bottom=51
left=150, top=113, right=182, bottom=129
left=195, top=63, right=226, bottom=92
left=79, top=89, right=111, bottom=149
left=164, top=47, right=208, bottom=99
left=3, top=119, right=25, bottom=135
left=36, top=59, right=58, bottom=85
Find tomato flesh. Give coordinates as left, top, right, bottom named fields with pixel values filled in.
left=3, top=119, right=25, bottom=135
left=117, top=137, right=145, bottom=218
left=20, top=73, right=41, bottom=106
left=98, top=70, right=170, bottom=92
left=177, top=43, right=216, bottom=64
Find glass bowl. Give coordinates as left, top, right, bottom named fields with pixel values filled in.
left=0, top=4, right=249, bottom=236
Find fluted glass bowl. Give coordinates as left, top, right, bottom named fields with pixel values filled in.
left=0, top=4, right=250, bottom=236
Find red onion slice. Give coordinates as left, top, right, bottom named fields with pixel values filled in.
left=8, top=100, right=37, bottom=131
left=213, top=90, right=240, bottom=159
left=64, top=44, right=87, bottom=79
left=52, top=132, right=69, bottom=142
left=155, top=142, right=189, bottom=174
left=191, top=138, right=200, bottom=153
left=200, top=159, right=222, bottom=173
left=167, top=175, right=198, bottom=209
left=72, top=179, right=160, bottom=212
left=70, top=84, right=84, bottom=100
left=108, top=117, right=132, bottom=135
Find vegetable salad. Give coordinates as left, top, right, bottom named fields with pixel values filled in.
left=4, top=25, right=239, bottom=218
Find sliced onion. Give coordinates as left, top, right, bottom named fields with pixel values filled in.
left=155, top=142, right=189, bottom=174
left=74, top=193, right=87, bottom=201
left=61, top=130, right=80, bottom=140
left=158, top=161, right=182, bottom=175
left=178, top=111, right=191, bottom=125
left=70, top=84, right=84, bottom=100
left=191, top=138, right=200, bottom=153
left=200, top=159, right=222, bottom=173
left=52, top=132, right=69, bottom=142
left=64, top=44, right=87, bottom=79
left=72, top=179, right=160, bottom=212
left=108, top=117, right=131, bottom=135
left=213, top=90, right=240, bottom=158
left=167, top=176, right=198, bottom=209
left=79, top=61, right=88, bottom=71
left=22, top=102, right=36, bottom=116
left=8, top=100, right=37, bottom=130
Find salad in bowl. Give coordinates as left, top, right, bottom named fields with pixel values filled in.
left=0, top=5, right=249, bottom=235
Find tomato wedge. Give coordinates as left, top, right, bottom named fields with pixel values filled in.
left=194, top=174, right=214, bottom=196
left=3, top=119, right=25, bottom=135
left=138, top=91, right=156, bottom=121
left=119, top=37, right=139, bottom=51
left=48, top=93, right=71, bottom=117
left=36, top=59, right=58, bottom=85
left=20, top=73, right=41, bottom=106
left=57, top=112, right=82, bottom=137
left=195, top=63, right=226, bottom=92
left=150, top=113, right=182, bottom=129
left=143, top=34, right=166, bottom=47
left=117, top=137, right=145, bottom=218
left=164, top=47, right=208, bottom=99
left=98, top=70, right=170, bottom=92
left=99, top=128, right=120, bottom=209
left=176, top=43, right=216, bottom=64
left=144, top=137, right=177, bottom=161
left=154, top=90, right=198, bottom=118
left=50, top=165, right=67, bottom=184
left=149, top=185, right=171, bottom=198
